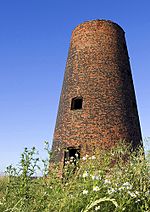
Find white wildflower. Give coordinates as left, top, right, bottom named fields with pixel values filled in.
left=95, top=205, right=100, bottom=211
left=82, top=171, right=88, bottom=178
left=118, top=186, right=124, bottom=191
left=104, top=179, right=111, bottom=184
left=135, top=199, right=141, bottom=203
left=83, top=190, right=88, bottom=195
left=82, top=156, right=86, bottom=161
left=122, top=182, right=132, bottom=190
left=91, top=175, right=100, bottom=180
left=128, top=191, right=136, bottom=198
left=123, top=182, right=130, bottom=186
left=75, top=153, right=79, bottom=158
left=82, top=154, right=89, bottom=160
left=93, top=186, right=100, bottom=192
left=65, top=161, right=70, bottom=165
left=135, top=191, right=140, bottom=195
left=108, top=188, right=116, bottom=194
left=91, top=155, right=96, bottom=160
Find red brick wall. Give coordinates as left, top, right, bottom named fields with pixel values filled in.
left=51, top=20, right=142, bottom=163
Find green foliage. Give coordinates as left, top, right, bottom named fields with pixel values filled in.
left=0, top=176, right=8, bottom=200
left=0, top=141, right=150, bottom=212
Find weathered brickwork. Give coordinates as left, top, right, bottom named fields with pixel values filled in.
left=51, top=20, right=142, bottom=164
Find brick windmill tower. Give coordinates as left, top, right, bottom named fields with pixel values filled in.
left=51, top=20, right=142, bottom=166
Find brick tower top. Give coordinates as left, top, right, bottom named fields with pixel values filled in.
left=51, top=20, right=142, bottom=165
left=72, top=19, right=124, bottom=33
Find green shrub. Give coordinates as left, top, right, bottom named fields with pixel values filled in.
left=0, top=141, right=150, bottom=212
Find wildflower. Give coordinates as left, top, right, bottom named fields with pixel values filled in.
left=65, top=161, right=70, bottom=165
left=82, top=156, right=86, bottom=161
left=135, top=199, right=141, bottom=203
left=104, top=179, right=111, bottom=184
left=75, top=153, right=79, bottom=158
left=128, top=191, right=136, bottom=198
left=135, top=191, right=140, bottom=195
left=122, top=182, right=132, bottom=190
left=96, top=175, right=101, bottom=180
left=93, top=186, right=100, bottom=191
left=107, top=188, right=116, bottom=194
left=83, top=190, right=88, bottom=195
left=83, top=171, right=88, bottom=178
left=91, top=155, right=96, bottom=160
left=95, top=205, right=100, bottom=211
left=91, top=175, right=100, bottom=180
left=70, top=157, right=74, bottom=162
left=82, top=154, right=89, bottom=160
left=118, top=186, right=124, bottom=191
left=122, top=182, right=131, bottom=187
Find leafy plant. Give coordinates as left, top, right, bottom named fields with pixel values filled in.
left=0, top=140, right=150, bottom=212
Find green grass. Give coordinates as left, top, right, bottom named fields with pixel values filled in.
left=0, top=141, right=150, bottom=212
left=0, top=176, right=8, bottom=200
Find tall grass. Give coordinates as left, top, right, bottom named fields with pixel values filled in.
left=0, top=141, right=150, bottom=212
left=0, top=176, right=8, bottom=200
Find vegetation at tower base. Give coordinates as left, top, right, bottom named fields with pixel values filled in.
left=0, top=141, right=150, bottom=212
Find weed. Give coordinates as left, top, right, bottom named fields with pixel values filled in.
left=0, top=141, right=150, bottom=212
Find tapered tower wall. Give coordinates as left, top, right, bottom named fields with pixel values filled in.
left=51, top=20, right=142, bottom=164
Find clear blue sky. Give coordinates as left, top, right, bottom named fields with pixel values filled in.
left=0, top=0, right=150, bottom=172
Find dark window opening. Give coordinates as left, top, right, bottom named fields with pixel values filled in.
left=64, top=147, right=80, bottom=166
left=71, top=97, right=83, bottom=110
